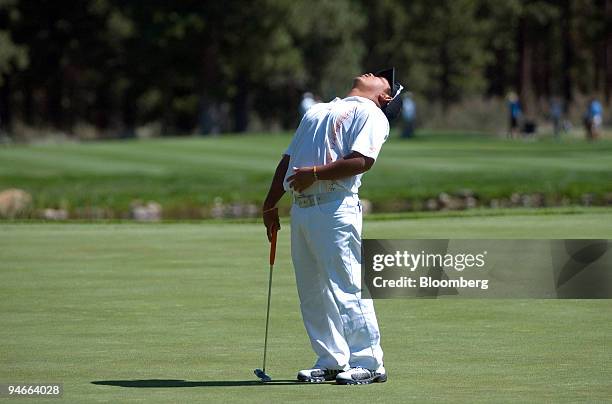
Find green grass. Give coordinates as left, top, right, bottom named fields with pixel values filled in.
left=1, top=210, right=611, bottom=402
left=1, top=131, right=611, bottom=216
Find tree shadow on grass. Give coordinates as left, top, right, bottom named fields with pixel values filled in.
left=91, top=379, right=315, bottom=388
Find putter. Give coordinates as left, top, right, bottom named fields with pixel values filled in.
left=254, top=228, right=277, bottom=383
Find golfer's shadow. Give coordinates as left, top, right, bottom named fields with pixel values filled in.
left=91, top=379, right=305, bottom=388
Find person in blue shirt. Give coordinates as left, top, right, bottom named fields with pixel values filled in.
left=584, top=98, right=603, bottom=140
left=507, top=92, right=522, bottom=139
left=589, top=98, right=603, bottom=139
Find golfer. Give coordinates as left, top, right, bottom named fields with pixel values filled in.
left=262, top=69, right=403, bottom=385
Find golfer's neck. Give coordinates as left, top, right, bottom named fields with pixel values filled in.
left=346, top=88, right=380, bottom=107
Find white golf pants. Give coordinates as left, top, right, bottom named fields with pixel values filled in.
left=290, top=193, right=383, bottom=370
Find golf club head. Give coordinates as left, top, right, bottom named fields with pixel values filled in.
left=254, top=368, right=272, bottom=382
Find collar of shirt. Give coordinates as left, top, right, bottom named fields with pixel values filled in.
left=338, top=96, right=378, bottom=107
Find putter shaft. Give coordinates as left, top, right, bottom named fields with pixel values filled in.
left=261, top=229, right=277, bottom=374
left=262, top=262, right=273, bottom=372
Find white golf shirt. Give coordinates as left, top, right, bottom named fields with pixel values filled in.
left=283, top=96, right=389, bottom=195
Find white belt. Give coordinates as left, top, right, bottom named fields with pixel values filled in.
left=293, top=191, right=353, bottom=208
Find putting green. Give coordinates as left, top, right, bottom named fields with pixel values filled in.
left=1, top=211, right=611, bottom=402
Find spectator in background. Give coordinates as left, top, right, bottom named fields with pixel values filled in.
left=550, top=97, right=564, bottom=139
left=584, top=98, right=603, bottom=140
left=299, top=92, right=317, bottom=117
left=401, top=92, right=416, bottom=138
left=507, top=92, right=522, bottom=139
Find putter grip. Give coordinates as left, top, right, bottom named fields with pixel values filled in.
left=269, top=229, right=277, bottom=266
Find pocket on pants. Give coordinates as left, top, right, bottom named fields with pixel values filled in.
left=317, top=196, right=357, bottom=215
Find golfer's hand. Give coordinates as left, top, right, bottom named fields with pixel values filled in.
left=263, top=208, right=280, bottom=242
left=287, top=167, right=316, bottom=193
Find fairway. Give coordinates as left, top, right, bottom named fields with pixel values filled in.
left=1, top=210, right=611, bottom=402
left=1, top=132, right=611, bottom=217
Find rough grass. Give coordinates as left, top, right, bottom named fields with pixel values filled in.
left=1, top=210, right=611, bottom=402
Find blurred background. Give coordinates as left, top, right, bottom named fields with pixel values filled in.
left=0, top=0, right=610, bottom=138
left=0, top=0, right=610, bottom=220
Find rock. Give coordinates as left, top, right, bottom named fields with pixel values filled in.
left=42, top=208, right=68, bottom=220
left=438, top=192, right=451, bottom=207
left=230, top=203, right=242, bottom=217
left=438, top=192, right=464, bottom=210
left=425, top=198, right=439, bottom=211
left=227, top=203, right=260, bottom=218
left=246, top=204, right=259, bottom=217
left=210, top=197, right=225, bottom=219
left=532, top=193, right=545, bottom=207
left=521, top=194, right=533, bottom=207
left=581, top=193, right=594, bottom=206
left=465, top=196, right=478, bottom=209
left=0, top=188, right=32, bottom=218
left=131, top=200, right=162, bottom=221
left=379, top=200, right=412, bottom=213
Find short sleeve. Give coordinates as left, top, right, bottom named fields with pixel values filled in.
left=350, top=107, right=390, bottom=161
left=284, top=134, right=296, bottom=156
left=284, top=118, right=305, bottom=156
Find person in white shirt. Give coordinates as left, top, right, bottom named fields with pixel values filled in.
left=262, top=68, right=403, bottom=385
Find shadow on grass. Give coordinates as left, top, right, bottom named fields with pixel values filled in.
left=91, top=379, right=314, bottom=388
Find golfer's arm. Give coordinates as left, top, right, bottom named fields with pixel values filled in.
left=263, top=154, right=290, bottom=210
left=315, top=151, right=374, bottom=180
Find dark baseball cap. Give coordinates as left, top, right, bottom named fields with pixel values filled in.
left=375, top=67, right=404, bottom=121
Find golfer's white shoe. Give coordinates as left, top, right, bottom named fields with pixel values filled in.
left=297, top=368, right=343, bottom=383
left=335, top=366, right=387, bottom=385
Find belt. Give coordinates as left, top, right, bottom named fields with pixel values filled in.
left=293, top=191, right=353, bottom=208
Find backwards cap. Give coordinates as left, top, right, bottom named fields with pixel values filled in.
left=375, top=68, right=404, bottom=121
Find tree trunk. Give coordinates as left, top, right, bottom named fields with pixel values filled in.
left=120, top=85, right=137, bottom=138
left=47, top=72, right=64, bottom=131
left=517, top=15, right=535, bottom=115
left=533, top=39, right=550, bottom=102
left=561, top=0, right=573, bottom=109
left=605, top=0, right=612, bottom=102
left=233, top=74, right=249, bottom=133
left=0, top=75, right=11, bottom=135
left=198, top=44, right=219, bottom=135
left=23, top=74, right=34, bottom=126
left=94, top=83, right=111, bottom=135
left=440, top=40, right=451, bottom=110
